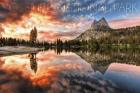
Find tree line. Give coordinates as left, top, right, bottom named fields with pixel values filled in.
left=1, top=26, right=140, bottom=53
left=97, top=26, right=140, bottom=45
left=0, top=37, right=49, bottom=48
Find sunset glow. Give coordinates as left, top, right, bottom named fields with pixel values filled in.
left=0, top=0, right=140, bottom=41
left=1, top=1, right=140, bottom=93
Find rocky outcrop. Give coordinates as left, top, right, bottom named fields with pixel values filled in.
left=76, top=17, right=111, bottom=40
left=91, top=17, right=111, bottom=31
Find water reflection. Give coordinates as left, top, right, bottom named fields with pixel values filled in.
left=104, top=63, right=140, bottom=93
left=0, top=49, right=140, bottom=93
left=29, top=53, right=37, bottom=73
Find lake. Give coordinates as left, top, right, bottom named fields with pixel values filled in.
left=0, top=49, right=140, bottom=93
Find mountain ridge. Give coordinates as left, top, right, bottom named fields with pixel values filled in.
left=76, top=17, right=111, bottom=40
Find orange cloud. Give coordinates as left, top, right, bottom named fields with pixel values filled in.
left=0, top=0, right=92, bottom=41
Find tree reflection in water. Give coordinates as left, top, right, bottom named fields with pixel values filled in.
left=29, top=53, right=37, bottom=73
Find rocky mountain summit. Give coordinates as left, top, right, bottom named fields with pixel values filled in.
left=91, top=17, right=111, bottom=31
left=76, top=17, right=111, bottom=40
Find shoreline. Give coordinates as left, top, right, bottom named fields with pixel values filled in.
left=0, top=46, right=44, bottom=57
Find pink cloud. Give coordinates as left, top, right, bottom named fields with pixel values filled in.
left=109, top=16, right=140, bottom=29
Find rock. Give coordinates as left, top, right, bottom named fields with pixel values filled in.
left=75, top=17, right=111, bottom=40
left=91, top=17, right=111, bottom=31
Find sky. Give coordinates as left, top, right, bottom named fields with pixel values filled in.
left=0, top=0, right=140, bottom=41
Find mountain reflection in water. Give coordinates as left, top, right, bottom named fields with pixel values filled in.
left=0, top=49, right=140, bottom=93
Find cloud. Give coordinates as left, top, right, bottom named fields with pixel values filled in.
left=59, top=0, right=117, bottom=20
left=108, top=0, right=116, bottom=4
left=0, top=0, right=93, bottom=41
left=0, top=0, right=56, bottom=22
left=109, top=16, right=140, bottom=29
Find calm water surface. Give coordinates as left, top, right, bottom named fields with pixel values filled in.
left=0, top=49, right=140, bottom=93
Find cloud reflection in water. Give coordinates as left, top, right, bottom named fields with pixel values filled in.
left=0, top=50, right=124, bottom=93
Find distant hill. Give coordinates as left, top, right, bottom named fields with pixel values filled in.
left=76, top=17, right=111, bottom=40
